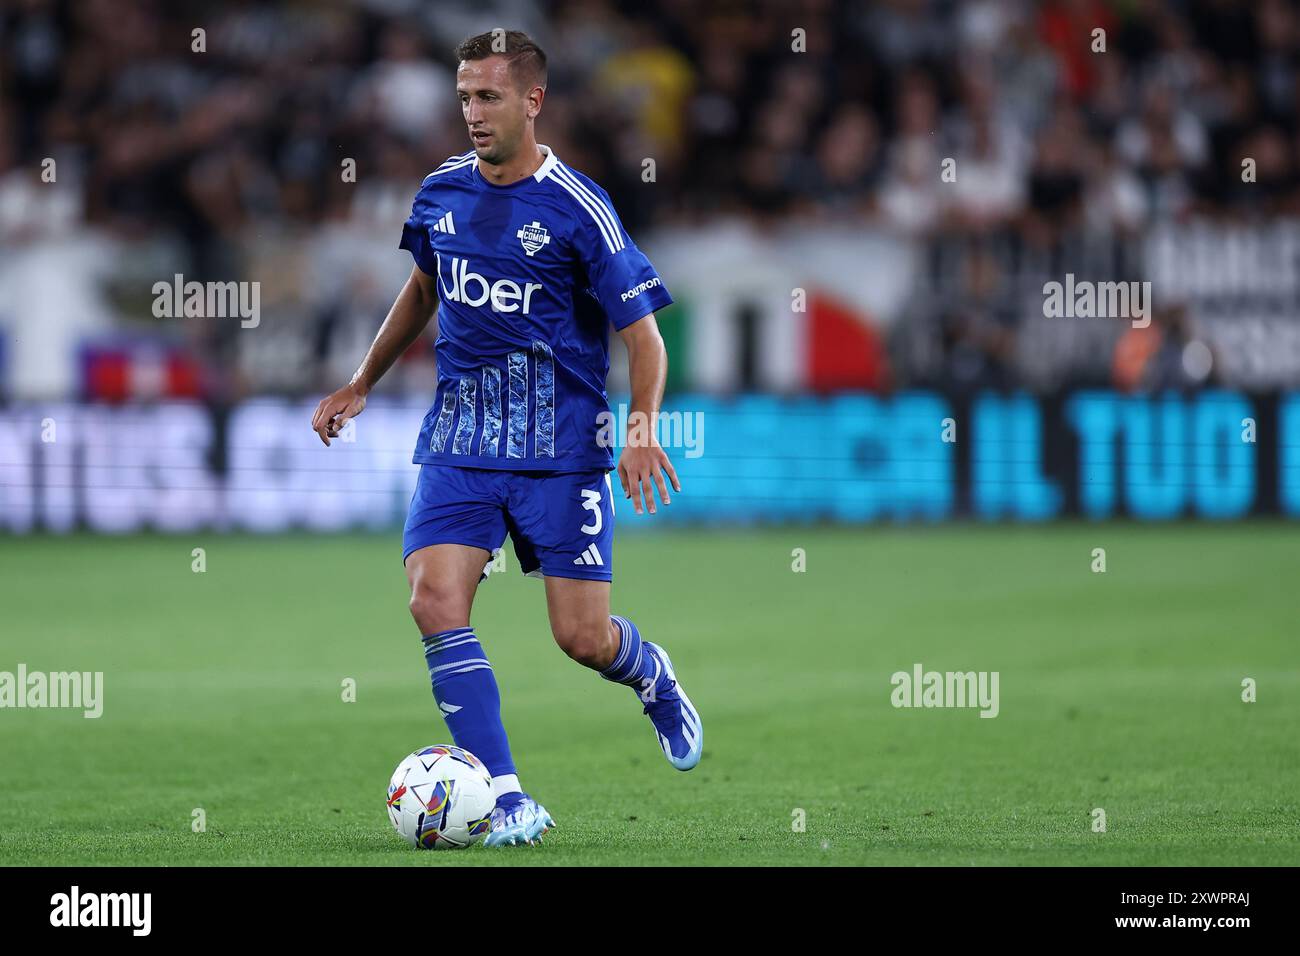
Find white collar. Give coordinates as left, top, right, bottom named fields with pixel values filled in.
left=533, top=144, right=560, bottom=180
left=473, top=143, right=560, bottom=183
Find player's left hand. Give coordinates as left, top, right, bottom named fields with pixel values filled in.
left=617, top=442, right=680, bottom=516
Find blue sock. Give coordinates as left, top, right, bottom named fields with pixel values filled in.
left=421, top=627, right=516, bottom=779
left=601, top=616, right=658, bottom=691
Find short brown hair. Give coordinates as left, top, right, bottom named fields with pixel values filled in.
left=454, top=30, right=547, bottom=92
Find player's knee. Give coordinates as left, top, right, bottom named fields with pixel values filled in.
left=408, top=578, right=469, bottom=634
left=551, top=617, right=615, bottom=668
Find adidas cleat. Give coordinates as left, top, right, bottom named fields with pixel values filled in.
left=639, top=642, right=703, bottom=771
left=483, top=792, right=555, bottom=847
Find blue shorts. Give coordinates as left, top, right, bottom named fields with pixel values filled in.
left=402, top=464, right=617, bottom=581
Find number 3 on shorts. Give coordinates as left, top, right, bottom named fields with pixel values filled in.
left=580, top=488, right=603, bottom=535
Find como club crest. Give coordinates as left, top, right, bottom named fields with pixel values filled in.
left=516, top=220, right=551, bottom=257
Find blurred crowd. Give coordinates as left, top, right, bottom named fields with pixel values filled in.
left=2, top=0, right=1299, bottom=398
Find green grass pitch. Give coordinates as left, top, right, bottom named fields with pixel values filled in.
left=1, top=523, right=1297, bottom=866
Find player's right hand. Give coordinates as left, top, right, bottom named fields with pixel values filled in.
left=312, top=382, right=368, bottom=446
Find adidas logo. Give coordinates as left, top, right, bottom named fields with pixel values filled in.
left=432, top=211, right=457, bottom=235
left=439, top=701, right=462, bottom=715
left=573, top=543, right=603, bottom=567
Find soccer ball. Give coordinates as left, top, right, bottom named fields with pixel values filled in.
left=386, top=745, right=494, bottom=849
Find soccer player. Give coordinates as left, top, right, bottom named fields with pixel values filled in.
left=311, top=30, right=701, bottom=847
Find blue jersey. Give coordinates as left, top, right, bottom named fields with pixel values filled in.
left=399, top=145, right=673, bottom=472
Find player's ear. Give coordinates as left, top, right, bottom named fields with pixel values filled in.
left=526, top=85, right=545, bottom=119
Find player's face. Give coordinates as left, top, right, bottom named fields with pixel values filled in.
left=456, top=57, right=536, bottom=165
